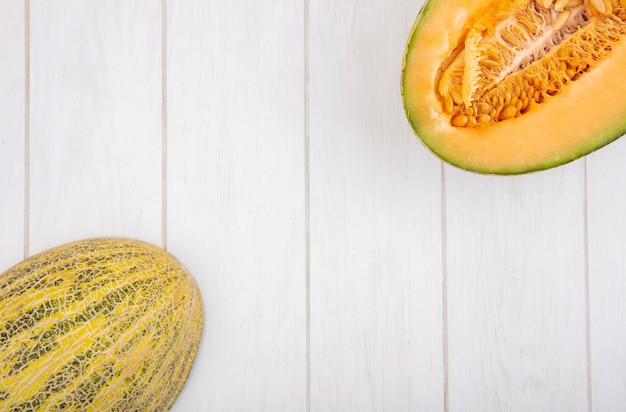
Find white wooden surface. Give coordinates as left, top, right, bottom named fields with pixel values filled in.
left=1, top=1, right=626, bottom=411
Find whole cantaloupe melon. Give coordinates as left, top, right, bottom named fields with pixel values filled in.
left=402, top=0, right=626, bottom=174
left=0, top=237, right=203, bottom=411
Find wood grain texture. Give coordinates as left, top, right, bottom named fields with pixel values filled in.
left=308, top=0, right=445, bottom=410
left=0, top=0, right=25, bottom=271
left=445, top=163, right=589, bottom=411
left=587, top=138, right=626, bottom=411
left=28, top=0, right=162, bottom=254
left=166, top=0, right=306, bottom=410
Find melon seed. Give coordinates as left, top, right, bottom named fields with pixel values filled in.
left=451, top=114, right=469, bottom=127
left=554, top=10, right=571, bottom=30
left=478, top=102, right=491, bottom=113
left=499, top=105, right=518, bottom=120
left=555, top=0, right=570, bottom=11
left=466, top=116, right=478, bottom=128
left=505, top=92, right=513, bottom=105
left=477, top=114, right=492, bottom=124
left=589, top=0, right=606, bottom=14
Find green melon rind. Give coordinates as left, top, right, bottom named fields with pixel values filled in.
left=400, top=0, right=626, bottom=175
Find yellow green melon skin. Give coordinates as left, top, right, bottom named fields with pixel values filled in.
left=401, top=0, right=626, bottom=174
left=0, top=238, right=203, bottom=411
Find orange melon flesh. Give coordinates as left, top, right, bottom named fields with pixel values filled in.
left=402, top=0, right=626, bottom=174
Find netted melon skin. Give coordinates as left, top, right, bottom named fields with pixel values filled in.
left=0, top=238, right=203, bottom=412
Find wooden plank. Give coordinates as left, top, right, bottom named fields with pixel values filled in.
left=166, top=0, right=306, bottom=410
left=586, top=138, right=626, bottom=411
left=308, top=0, right=445, bottom=410
left=28, top=0, right=162, bottom=254
left=445, top=163, right=589, bottom=411
left=0, top=0, right=25, bottom=270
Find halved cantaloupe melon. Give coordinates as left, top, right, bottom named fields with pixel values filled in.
left=401, top=0, right=626, bottom=174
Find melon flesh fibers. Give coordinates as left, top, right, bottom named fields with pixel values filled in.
left=402, top=0, right=626, bottom=174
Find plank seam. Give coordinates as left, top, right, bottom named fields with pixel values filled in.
left=441, top=163, right=449, bottom=412
left=23, top=0, right=30, bottom=259
left=162, top=0, right=168, bottom=250
left=304, top=0, right=311, bottom=409
left=583, top=158, right=593, bottom=412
